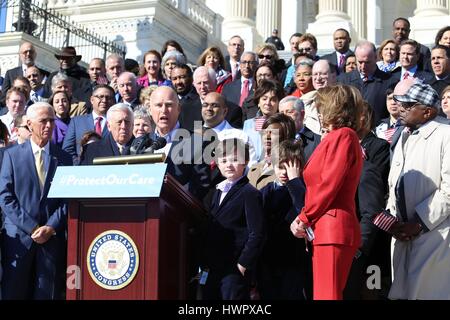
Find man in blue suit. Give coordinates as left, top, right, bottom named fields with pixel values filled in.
left=0, top=102, right=73, bottom=299
left=62, top=84, right=114, bottom=162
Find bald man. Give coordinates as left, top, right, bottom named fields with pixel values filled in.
left=148, top=86, right=210, bottom=200
left=1, top=42, right=48, bottom=113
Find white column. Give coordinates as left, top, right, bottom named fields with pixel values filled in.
left=347, top=0, right=367, bottom=41
left=224, top=0, right=253, bottom=25
left=256, top=0, right=281, bottom=40
left=307, top=0, right=356, bottom=53
left=281, top=0, right=302, bottom=51
left=222, top=0, right=259, bottom=51
left=414, top=0, right=448, bottom=16
left=410, top=0, right=450, bottom=47
left=315, top=0, right=350, bottom=22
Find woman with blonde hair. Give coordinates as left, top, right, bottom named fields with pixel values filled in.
left=197, top=46, right=232, bottom=93
left=290, top=84, right=364, bottom=300
left=376, top=39, right=401, bottom=72
left=256, top=43, right=286, bottom=79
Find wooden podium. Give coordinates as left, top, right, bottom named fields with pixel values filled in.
left=50, top=164, right=207, bottom=300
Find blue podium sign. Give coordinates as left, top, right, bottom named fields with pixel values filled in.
left=48, top=164, right=167, bottom=198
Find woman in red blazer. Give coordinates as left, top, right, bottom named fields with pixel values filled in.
left=291, top=85, right=364, bottom=300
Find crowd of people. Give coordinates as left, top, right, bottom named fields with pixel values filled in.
left=0, top=17, right=449, bottom=300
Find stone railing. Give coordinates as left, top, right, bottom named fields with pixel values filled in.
left=44, top=0, right=223, bottom=40
left=165, top=0, right=222, bottom=39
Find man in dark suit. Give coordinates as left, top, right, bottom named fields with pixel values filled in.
left=222, top=52, right=258, bottom=111
left=74, top=58, right=108, bottom=108
left=278, top=96, right=320, bottom=161
left=149, top=86, right=210, bottom=200
left=81, top=103, right=134, bottom=165
left=391, top=40, right=434, bottom=83
left=43, top=47, right=90, bottom=99
left=429, top=45, right=450, bottom=97
left=117, top=72, right=140, bottom=109
left=338, top=41, right=399, bottom=125
left=224, top=35, right=245, bottom=81
left=1, top=42, right=48, bottom=112
left=321, top=29, right=353, bottom=75
left=63, top=84, right=114, bottom=162
left=391, top=17, right=431, bottom=72
left=193, top=66, right=243, bottom=129
left=25, top=66, right=46, bottom=104
left=172, top=64, right=202, bottom=132
left=0, top=102, right=73, bottom=299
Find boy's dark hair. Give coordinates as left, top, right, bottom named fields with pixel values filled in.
left=273, top=139, right=305, bottom=169
left=215, top=138, right=249, bottom=164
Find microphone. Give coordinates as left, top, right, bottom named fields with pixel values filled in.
left=146, top=137, right=167, bottom=154
left=130, top=135, right=167, bottom=155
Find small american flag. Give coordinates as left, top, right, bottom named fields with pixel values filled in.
left=384, top=128, right=396, bottom=144
left=372, top=210, right=398, bottom=232
left=255, top=117, right=266, bottom=132
left=108, top=259, right=117, bottom=269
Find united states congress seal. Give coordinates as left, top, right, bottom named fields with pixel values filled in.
left=87, top=230, right=139, bottom=290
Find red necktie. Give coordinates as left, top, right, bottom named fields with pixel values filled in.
left=239, top=80, right=250, bottom=107
left=95, top=116, right=103, bottom=135
left=403, top=72, right=410, bottom=80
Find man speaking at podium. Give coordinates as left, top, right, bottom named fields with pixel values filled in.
left=80, top=103, right=134, bottom=164
left=0, top=102, right=72, bottom=299
left=149, top=86, right=210, bottom=200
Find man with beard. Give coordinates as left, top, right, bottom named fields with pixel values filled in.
left=171, top=64, right=201, bottom=132
left=43, top=47, right=90, bottom=100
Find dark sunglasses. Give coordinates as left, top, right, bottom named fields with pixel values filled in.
left=258, top=54, right=273, bottom=60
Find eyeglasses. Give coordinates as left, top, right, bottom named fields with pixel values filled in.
left=299, top=47, right=313, bottom=52
left=241, top=60, right=256, bottom=65
left=399, top=101, right=421, bottom=111
left=93, top=95, right=112, bottom=101
left=258, top=54, right=273, bottom=60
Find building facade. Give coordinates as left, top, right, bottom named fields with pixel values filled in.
left=1, top=0, right=449, bottom=75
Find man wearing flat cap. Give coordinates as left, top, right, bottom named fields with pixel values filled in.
left=43, top=46, right=90, bottom=103
left=384, top=81, right=450, bottom=299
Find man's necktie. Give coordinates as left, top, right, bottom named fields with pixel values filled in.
left=95, top=117, right=103, bottom=135
left=118, top=145, right=123, bottom=155
left=232, top=63, right=239, bottom=80
left=403, top=72, right=410, bottom=80
left=35, top=149, right=45, bottom=191
left=339, top=54, right=345, bottom=68
left=239, top=80, right=250, bottom=107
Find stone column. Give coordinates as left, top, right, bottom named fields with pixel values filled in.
left=315, top=0, right=350, bottom=22
left=256, top=0, right=281, bottom=40
left=410, top=0, right=450, bottom=46
left=224, top=0, right=253, bottom=25
left=414, top=0, right=448, bottom=16
left=306, top=0, right=356, bottom=53
left=347, top=0, right=367, bottom=41
left=222, top=0, right=259, bottom=51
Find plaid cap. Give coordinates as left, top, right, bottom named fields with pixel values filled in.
left=393, top=82, right=439, bottom=108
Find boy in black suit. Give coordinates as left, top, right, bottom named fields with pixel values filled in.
left=201, top=138, right=264, bottom=300
left=258, top=139, right=312, bottom=300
